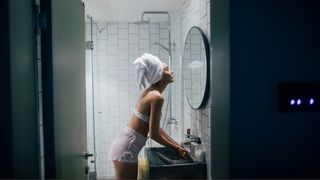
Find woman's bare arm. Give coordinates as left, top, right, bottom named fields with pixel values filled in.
left=148, top=93, right=180, bottom=150
left=159, top=128, right=180, bottom=146
left=147, top=91, right=188, bottom=158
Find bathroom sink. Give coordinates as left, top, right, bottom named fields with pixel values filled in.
left=145, top=147, right=207, bottom=179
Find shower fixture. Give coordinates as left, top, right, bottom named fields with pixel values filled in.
left=133, top=18, right=150, bottom=25
left=135, top=11, right=172, bottom=59
left=134, top=11, right=170, bottom=26
left=153, top=42, right=170, bottom=53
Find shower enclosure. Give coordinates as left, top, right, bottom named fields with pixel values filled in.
left=85, top=15, right=97, bottom=179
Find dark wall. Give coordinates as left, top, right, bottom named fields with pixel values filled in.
left=0, top=0, right=13, bottom=177
left=1, top=0, right=39, bottom=178
left=230, top=0, right=320, bottom=178
left=7, top=0, right=39, bottom=178
left=210, top=0, right=230, bottom=178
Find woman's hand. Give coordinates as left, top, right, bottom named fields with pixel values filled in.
left=175, top=146, right=189, bottom=159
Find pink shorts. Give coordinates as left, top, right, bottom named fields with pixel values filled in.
left=109, top=127, right=147, bottom=163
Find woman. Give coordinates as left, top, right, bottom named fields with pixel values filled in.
left=109, top=53, right=189, bottom=179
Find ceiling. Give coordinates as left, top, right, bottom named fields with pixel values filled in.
left=84, top=0, right=187, bottom=22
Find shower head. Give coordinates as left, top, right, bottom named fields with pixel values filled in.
left=133, top=20, right=150, bottom=25
left=134, top=11, right=170, bottom=25
left=134, top=12, right=151, bottom=25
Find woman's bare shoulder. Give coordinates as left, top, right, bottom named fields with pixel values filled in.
left=147, top=90, right=164, bottom=102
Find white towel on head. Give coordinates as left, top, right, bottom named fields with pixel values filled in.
left=133, top=53, right=164, bottom=90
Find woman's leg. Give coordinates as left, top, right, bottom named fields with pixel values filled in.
left=113, top=160, right=138, bottom=180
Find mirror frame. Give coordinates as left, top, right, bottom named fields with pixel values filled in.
left=183, top=26, right=210, bottom=109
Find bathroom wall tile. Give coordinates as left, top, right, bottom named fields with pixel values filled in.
left=129, top=34, right=139, bottom=44
left=150, top=35, right=160, bottom=45
left=160, top=22, right=168, bottom=28
left=98, top=30, right=108, bottom=40
left=100, top=153, right=109, bottom=164
left=200, top=17, right=207, bottom=35
left=119, top=39, right=129, bottom=50
left=119, top=90, right=129, bottom=100
left=98, top=39, right=107, bottom=50
left=201, top=0, right=207, bottom=18
left=119, top=28, right=128, bottom=39
left=139, top=24, right=149, bottom=29
left=107, top=35, right=118, bottom=45
left=118, top=22, right=128, bottom=29
left=119, top=68, right=128, bottom=80
left=160, top=29, right=169, bottom=38
left=201, top=115, right=209, bottom=135
left=159, top=38, right=169, bottom=47
left=207, top=2, right=211, bottom=25
left=85, top=22, right=90, bottom=34
left=207, top=23, right=211, bottom=40
left=129, top=54, right=139, bottom=61
left=107, top=45, right=118, bottom=55
left=150, top=23, right=160, bottom=34
left=139, top=50, right=148, bottom=55
left=118, top=50, right=129, bottom=59
left=159, top=50, right=169, bottom=60
left=139, top=39, right=149, bottom=49
left=109, top=106, right=119, bottom=117
left=139, top=28, right=149, bottom=39
left=129, top=23, right=138, bottom=33
left=106, top=56, right=118, bottom=66
left=129, top=44, right=139, bottom=54
left=107, top=23, right=118, bottom=34
left=118, top=60, right=128, bottom=71
left=150, top=45, right=160, bottom=55
left=107, top=67, right=119, bottom=78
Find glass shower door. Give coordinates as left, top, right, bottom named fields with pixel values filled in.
left=85, top=15, right=97, bottom=180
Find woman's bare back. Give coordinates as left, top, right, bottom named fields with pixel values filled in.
left=127, top=88, right=163, bottom=137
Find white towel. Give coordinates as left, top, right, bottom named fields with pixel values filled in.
left=133, top=53, right=164, bottom=90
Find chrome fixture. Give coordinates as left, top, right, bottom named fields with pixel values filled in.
left=134, top=11, right=172, bottom=58
left=153, top=42, right=170, bottom=53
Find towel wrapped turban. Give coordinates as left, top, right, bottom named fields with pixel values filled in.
left=133, top=53, right=164, bottom=90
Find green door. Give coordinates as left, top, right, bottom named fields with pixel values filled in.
left=51, top=0, right=87, bottom=178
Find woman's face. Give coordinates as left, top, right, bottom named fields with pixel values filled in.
left=162, top=64, right=174, bottom=83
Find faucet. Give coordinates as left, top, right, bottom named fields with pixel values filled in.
left=185, top=136, right=202, bottom=160
left=181, top=134, right=200, bottom=144
left=180, top=133, right=201, bottom=154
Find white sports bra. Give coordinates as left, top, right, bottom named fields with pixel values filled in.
left=133, top=109, right=150, bottom=123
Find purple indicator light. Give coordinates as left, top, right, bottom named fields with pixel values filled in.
left=309, top=98, right=315, bottom=105
left=290, top=99, right=295, bottom=105
left=297, top=99, right=302, bottom=105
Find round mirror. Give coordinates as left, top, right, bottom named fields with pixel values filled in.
left=183, top=27, right=210, bottom=109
